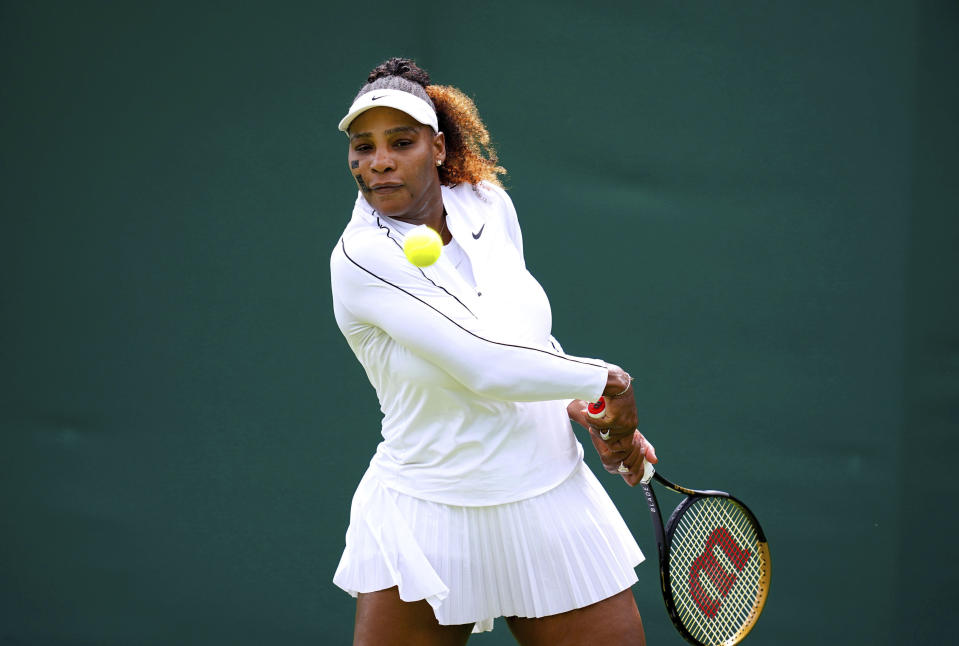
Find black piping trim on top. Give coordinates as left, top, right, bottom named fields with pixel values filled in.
left=339, top=238, right=608, bottom=372
left=375, top=215, right=476, bottom=319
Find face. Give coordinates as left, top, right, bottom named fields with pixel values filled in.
left=347, top=107, right=445, bottom=222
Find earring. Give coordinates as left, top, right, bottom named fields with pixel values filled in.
left=436, top=160, right=443, bottom=166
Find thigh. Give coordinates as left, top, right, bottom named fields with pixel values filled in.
left=505, top=588, right=646, bottom=646
left=353, top=586, right=475, bottom=646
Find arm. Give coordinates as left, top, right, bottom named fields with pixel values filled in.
left=494, top=183, right=638, bottom=423
left=332, top=237, right=609, bottom=403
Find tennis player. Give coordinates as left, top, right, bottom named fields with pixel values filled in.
left=330, top=57, right=658, bottom=646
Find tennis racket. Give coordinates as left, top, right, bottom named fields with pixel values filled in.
left=639, top=460, right=770, bottom=645
left=587, top=399, right=771, bottom=645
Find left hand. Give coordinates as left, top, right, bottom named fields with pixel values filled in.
left=588, top=427, right=658, bottom=486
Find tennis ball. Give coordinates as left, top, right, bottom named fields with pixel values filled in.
left=403, top=224, right=443, bottom=267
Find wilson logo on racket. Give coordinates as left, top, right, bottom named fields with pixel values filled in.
left=688, top=526, right=752, bottom=618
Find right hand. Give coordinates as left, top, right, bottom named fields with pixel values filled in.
left=588, top=364, right=637, bottom=441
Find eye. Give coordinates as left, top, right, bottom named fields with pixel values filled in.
left=353, top=143, right=372, bottom=153
left=394, top=139, right=413, bottom=148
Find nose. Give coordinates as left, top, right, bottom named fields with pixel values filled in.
left=370, top=147, right=395, bottom=173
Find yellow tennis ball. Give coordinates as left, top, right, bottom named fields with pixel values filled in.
left=403, top=224, right=443, bottom=267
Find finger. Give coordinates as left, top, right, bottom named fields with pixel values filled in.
left=602, top=449, right=631, bottom=468
left=614, top=432, right=645, bottom=470
left=600, top=450, right=629, bottom=468
left=587, top=430, right=607, bottom=456
left=588, top=430, right=625, bottom=462
left=620, top=448, right=644, bottom=472
left=568, top=402, right=591, bottom=430
left=620, top=469, right=642, bottom=486
left=596, top=450, right=629, bottom=475
left=596, top=450, right=626, bottom=473
left=588, top=426, right=611, bottom=447
left=640, top=436, right=658, bottom=464
left=602, top=428, right=634, bottom=446
left=589, top=425, right=630, bottom=446
left=609, top=428, right=635, bottom=442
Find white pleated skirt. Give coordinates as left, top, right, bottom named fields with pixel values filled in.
left=332, top=461, right=644, bottom=633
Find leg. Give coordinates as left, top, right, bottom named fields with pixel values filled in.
left=505, top=588, right=646, bottom=646
left=353, top=586, right=475, bottom=646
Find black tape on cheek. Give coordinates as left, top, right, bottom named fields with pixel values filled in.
left=355, top=174, right=371, bottom=192
left=350, top=160, right=359, bottom=169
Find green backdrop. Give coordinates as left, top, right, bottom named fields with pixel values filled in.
left=2, top=1, right=956, bottom=644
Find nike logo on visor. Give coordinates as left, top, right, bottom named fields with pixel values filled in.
left=370, top=95, right=384, bottom=101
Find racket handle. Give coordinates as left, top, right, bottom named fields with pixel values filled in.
left=586, top=397, right=606, bottom=419
left=641, top=459, right=655, bottom=484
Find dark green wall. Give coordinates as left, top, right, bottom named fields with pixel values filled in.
left=2, top=2, right=956, bottom=644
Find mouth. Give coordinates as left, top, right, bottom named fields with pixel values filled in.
left=369, top=182, right=403, bottom=194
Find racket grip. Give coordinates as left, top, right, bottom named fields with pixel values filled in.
left=586, top=397, right=606, bottom=419
left=640, top=459, right=655, bottom=484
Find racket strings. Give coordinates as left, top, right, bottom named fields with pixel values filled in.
left=667, top=497, right=767, bottom=645
left=673, top=504, right=760, bottom=642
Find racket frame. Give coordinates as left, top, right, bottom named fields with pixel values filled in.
left=641, top=471, right=771, bottom=646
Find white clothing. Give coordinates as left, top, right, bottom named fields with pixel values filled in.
left=441, top=235, right=476, bottom=287
left=329, top=181, right=609, bottom=506
left=332, top=463, right=644, bottom=632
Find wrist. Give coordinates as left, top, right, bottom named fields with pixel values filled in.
left=603, top=367, right=633, bottom=399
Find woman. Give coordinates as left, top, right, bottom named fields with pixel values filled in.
left=330, top=57, right=658, bottom=646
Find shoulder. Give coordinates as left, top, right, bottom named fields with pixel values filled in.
left=446, top=182, right=518, bottom=229
left=330, top=217, right=408, bottom=281
left=447, top=180, right=513, bottom=208
left=330, top=217, right=434, bottom=300
left=476, top=180, right=512, bottom=204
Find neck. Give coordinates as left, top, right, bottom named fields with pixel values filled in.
left=383, top=187, right=449, bottom=243
left=436, top=207, right=450, bottom=244
left=421, top=191, right=449, bottom=243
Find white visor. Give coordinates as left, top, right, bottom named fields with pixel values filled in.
left=338, top=88, right=439, bottom=134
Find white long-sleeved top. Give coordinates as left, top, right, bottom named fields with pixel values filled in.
left=330, top=181, right=608, bottom=506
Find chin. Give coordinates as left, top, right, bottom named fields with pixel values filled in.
left=368, top=196, right=410, bottom=218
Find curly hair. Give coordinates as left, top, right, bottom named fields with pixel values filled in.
left=354, top=57, right=505, bottom=188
